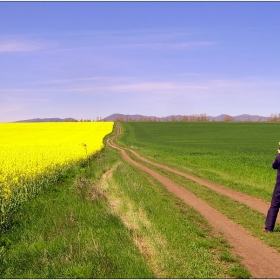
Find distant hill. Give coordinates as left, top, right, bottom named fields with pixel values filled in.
left=103, top=113, right=159, bottom=121
left=103, top=113, right=269, bottom=122
left=233, top=114, right=269, bottom=122
left=15, top=118, right=77, bottom=122
left=15, top=114, right=269, bottom=123
left=207, top=114, right=268, bottom=122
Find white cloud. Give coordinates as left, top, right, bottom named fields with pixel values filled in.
left=42, top=27, right=218, bottom=53
left=0, top=39, right=47, bottom=53
left=1, top=75, right=278, bottom=96
left=103, top=41, right=218, bottom=50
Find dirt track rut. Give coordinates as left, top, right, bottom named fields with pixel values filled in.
left=107, top=124, right=280, bottom=278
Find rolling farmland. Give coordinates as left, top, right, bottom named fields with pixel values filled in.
left=2, top=121, right=280, bottom=278
left=110, top=122, right=280, bottom=277
left=119, top=122, right=280, bottom=201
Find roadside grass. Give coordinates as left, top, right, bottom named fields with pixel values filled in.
left=118, top=122, right=280, bottom=202
left=128, top=152, right=280, bottom=254
left=0, top=147, right=154, bottom=278
left=105, top=155, right=251, bottom=278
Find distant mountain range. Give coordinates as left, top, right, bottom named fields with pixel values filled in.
left=102, top=113, right=269, bottom=122
left=15, top=114, right=269, bottom=123
left=210, top=114, right=269, bottom=122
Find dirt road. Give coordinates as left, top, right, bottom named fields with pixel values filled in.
left=107, top=124, right=280, bottom=278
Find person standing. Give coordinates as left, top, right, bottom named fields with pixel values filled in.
left=263, top=146, right=280, bottom=233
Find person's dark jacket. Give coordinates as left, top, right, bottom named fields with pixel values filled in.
left=272, top=153, right=280, bottom=185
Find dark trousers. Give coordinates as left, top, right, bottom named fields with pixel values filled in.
left=265, top=183, right=280, bottom=231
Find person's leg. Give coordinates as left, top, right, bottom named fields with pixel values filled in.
left=265, top=206, right=280, bottom=231
left=265, top=185, right=280, bottom=231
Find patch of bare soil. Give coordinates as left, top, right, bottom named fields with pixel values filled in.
left=107, top=124, right=280, bottom=278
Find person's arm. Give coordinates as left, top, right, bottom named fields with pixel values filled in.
left=272, top=155, right=280, bottom=169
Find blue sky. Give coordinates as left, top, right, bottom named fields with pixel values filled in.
left=0, top=2, right=280, bottom=122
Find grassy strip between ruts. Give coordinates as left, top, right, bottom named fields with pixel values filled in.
left=125, top=148, right=280, bottom=254
left=0, top=128, right=250, bottom=278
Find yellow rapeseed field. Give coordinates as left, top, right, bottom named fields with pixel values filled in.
left=0, top=122, right=114, bottom=224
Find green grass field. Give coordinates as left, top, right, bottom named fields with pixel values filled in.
left=118, top=122, right=280, bottom=201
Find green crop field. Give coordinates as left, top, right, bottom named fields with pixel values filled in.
left=118, top=122, right=280, bottom=201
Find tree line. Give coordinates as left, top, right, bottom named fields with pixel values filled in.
left=65, top=113, right=280, bottom=122
left=114, top=114, right=209, bottom=122
left=115, top=114, right=280, bottom=122
left=268, top=114, right=280, bottom=122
